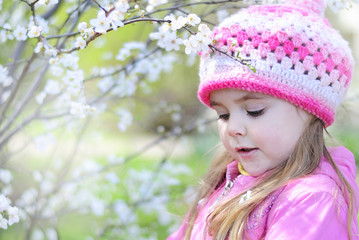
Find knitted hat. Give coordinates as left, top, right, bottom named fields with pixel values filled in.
left=198, top=0, right=354, bottom=126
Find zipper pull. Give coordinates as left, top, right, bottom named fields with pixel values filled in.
left=208, top=180, right=234, bottom=213
left=224, top=180, right=234, bottom=191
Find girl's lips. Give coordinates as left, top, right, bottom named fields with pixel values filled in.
left=235, top=147, right=258, bottom=157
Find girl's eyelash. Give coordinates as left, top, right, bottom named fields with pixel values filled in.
left=247, top=109, right=264, bottom=117
left=217, top=114, right=230, bottom=120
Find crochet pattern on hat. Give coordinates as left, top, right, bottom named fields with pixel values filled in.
left=198, top=3, right=354, bottom=126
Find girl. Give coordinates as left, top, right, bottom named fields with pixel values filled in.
left=168, top=0, right=359, bottom=239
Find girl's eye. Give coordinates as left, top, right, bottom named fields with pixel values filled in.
left=217, top=113, right=230, bottom=120
left=247, top=109, right=264, bottom=117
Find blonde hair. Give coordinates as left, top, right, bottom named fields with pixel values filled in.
left=183, top=118, right=356, bottom=240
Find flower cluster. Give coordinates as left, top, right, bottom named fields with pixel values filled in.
left=150, top=13, right=204, bottom=52
left=70, top=101, right=96, bottom=119
left=183, top=24, right=213, bottom=54
left=0, top=65, right=13, bottom=104
left=0, top=168, right=20, bottom=230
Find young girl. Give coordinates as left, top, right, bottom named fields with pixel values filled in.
left=168, top=0, right=359, bottom=239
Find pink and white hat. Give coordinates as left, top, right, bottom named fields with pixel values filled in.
left=198, top=0, right=354, bottom=126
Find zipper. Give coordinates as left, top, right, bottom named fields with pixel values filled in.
left=208, top=175, right=241, bottom=213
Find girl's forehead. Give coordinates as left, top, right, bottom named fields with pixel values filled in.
left=209, top=89, right=271, bottom=106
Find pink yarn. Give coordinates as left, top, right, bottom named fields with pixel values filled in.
left=275, top=46, right=286, bottom=61
left=283, top=40, right=294, bottom=55
left=303, top=56, right=314, bottom=70
left=292, top=35, right=303, bottom=48
left=261, top=30, right=271, bottom=41
left=298, top=46, right=309, bottom=60
left=237, top=31, right=249, bottom=45
left=276, top=31, right=289, bottom=43
left=330, top=69, right=340, bottom=82
left=331, top=52, right=342, bottom=65
left=247, top=27, right=257, bottom=38
left=252, top=35, right=263, bottom=48
left=243, top=40, right=254, bottom=55
left=320, top=47, right=329, bottom=59
left=268, top=35, right=280, bottom=51
left=285, top=0, right=326, bottom=16
left=290, top=52, right=300, bottom=65
left=306, top=41, right=318, bottom=54
left=221, top=28, right=232, bottom=45
left=230, top=25, right=241, bottom=36
left=325, top=58, right=335, bottom=72
left=337, top=63, right=346, bottom=76
left=295, top=62, right=305, bottom=75
left=313, top=52, right=324, bottom=65
left=285, top=27, right=297, bottom=38
left=317, top=63, right=327, bottom=77
left=259, top=43, right=270, bottom=58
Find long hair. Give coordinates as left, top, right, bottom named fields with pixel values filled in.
left=183, top=118, right=356, bottom=240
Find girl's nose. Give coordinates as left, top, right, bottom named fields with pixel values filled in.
left=227, top=117, right=246, bottom=137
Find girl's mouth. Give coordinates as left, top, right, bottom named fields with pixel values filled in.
left=235, top=147, right=258, bottom=158
left=235, top=147, right=257, bottom=152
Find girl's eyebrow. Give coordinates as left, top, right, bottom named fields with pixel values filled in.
left=210, top=92, right=268, bottom=107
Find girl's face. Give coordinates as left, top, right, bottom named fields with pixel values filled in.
left=210, top=88, right=311, bottom=177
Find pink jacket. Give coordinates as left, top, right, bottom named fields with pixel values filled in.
left=168, top=146, right=359, bottom=240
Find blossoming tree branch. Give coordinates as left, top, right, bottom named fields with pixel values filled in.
left=0, top=0, right=357, bottom=239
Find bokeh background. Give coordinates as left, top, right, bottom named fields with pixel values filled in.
left=0, top=1, right=358, bottom=239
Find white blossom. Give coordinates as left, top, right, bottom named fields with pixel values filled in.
left=98, top=77, right=114, bottom=93
left=171, top=16, right=187, bottom=31
left=49, top=66, right=64, bottom=76
left=183, top=35, right=199, bottom=54
left=84, top=28, right=95, bottom=39
left=90, top=199, right=105, bottom=216
left=0, top=215, right=7, bottom=229
left=116, top=48, right=131, bottom=61
left=186, top=13, right=201, bottom=26
left=78, top=22, right=88, bottom=34
left=13, top=26, right=27, bottom=41
left=90, top=11, right=110, bottom=34
left=74, top=36, right=86, bottom=49
left=0, top=195, right=11, bottom=212
left=44, top=80, right=60, bottom=95
left=105, top=172, right=119, bottom=184
left=36, top=91, right=47, bottom=104
left=7, top=206, right=20, bottom=226
left=146, top=0, right=168, bottom=12
left=115, top=0, right=130, bottom=13
left=46, top=228, right=58, bottom=240
left=27, top=25, right=41, bottom=38
left=1, top=90, right=11, bottom=104
left=117, top=108, right=133, bottom=131
left=60, top=53, right=79, bottom=69
left=0, top=169, right=13, bottom=184
left=160, top=14, right=176, bottom=32
left=164, top=32, right=183, bottom=51
left=108, top=10, right=125, bottom=31
left=32, top=229, right=44, bottom=240
left=0, top=75, right=13, bottom=87
left=0, top=23, right=13, bottom=42
left=34, top=42, right=45, bottom=53
left=34, top=133, right=56, bottom=151
left=70, top=102, right=95, bottom=118
left=44, top=47, right=58, bottom=57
